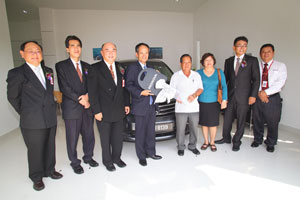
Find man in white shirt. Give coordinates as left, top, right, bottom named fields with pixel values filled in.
left=251, top=43, right=287, bottom=152
left=170, top=54, right=203, bottom=156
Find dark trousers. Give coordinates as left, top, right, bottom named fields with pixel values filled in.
left=64, top=110, right=95, bottom=167
left=96, top=120, right=123, bottom=166
left=134, top=105, right=156, bottom=160
left=21, top=126, right=56, bottom=183
left=253, top=94, right=282, bottom=146
left=222, top=98, right=250, bottom=146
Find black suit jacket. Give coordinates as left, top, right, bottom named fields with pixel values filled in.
left=55, top=58, right=92, bottom=119
left=7, top=63, right=57, bottom=129
left=224, top=54, right=260, bottom=105
left=124, top=61, right=157, bottom=116
left=88, top=61, right=129, bottom=122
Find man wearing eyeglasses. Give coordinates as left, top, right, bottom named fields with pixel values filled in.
left=215, top=36, right=260, bottom=151
left=7, top=41, right=62, bottom=191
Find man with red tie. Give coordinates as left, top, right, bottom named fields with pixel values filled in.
left=251, top=43, right=287, bottom=152
left=56, top=35, right=98, bottom=175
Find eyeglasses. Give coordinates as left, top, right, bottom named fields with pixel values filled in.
left=235, top=45, right=247, bottom=48
left=24, top=50, right=42, bottom=55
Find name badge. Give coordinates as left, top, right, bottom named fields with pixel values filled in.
left=262, top=81, right=268, bottom=88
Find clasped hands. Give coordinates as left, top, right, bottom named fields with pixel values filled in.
left=78, top=94, right=90, bottom=109
left=95, top=106, right=130, bottom=122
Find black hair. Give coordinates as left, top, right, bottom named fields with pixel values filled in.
left=20, top=41, right=43, bottom=51
left=65, top=35, right=82, bottom=48
left=200, top=53, right=216, bottom=66
left=180, top=54, right=192, bottom=63
left=260, top=43, right=275, bottom=53
left=135, top=43, right=150, bottom=53
left=233, top=36, right=248, bottom=46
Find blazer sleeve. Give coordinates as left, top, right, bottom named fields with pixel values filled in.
left=55, top=63, right=80, bottom=102
left=250, top=57, right=260, bottom=98
left=87, top=65, right=101, bottom=115
left=124, top=65, right=143, bottom=99
left=6, top=69, right=23, bottom=114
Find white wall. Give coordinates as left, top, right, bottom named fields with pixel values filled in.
left=48, top=9, right=194, bottom=72
left=194, top=0, right=300, bottom=129
left=0, top=0, right=19, bottom=136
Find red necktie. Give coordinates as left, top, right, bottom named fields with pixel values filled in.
left=110, top=65, right=115, bottom=80
left=76, top=63, right=82, bottom=82
left=262, top=63, right=269, bottom=90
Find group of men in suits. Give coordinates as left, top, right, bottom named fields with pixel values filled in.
left=215, top=36, right=287, bottom=153
left=6, top=38, right=163, bottom=190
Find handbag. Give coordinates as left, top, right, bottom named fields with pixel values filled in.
left=217, top=68, right=222, bottom=104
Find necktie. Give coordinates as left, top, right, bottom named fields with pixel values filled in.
left=76, top=63, right=82, bottom=82
left=36, top=67, right=46, bottom=89
left=262, top=63, right=269, bottom=90
left=110, top=65, right=115, bottom=80
left=235, top=57, right=240, bottom=76
left=144, top=65, right=153, bottom=105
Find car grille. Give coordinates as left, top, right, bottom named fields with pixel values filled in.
left=156, top=100, right=175, bottom=116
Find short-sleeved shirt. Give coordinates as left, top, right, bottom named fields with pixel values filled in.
left=170, top=70, right=203, bottom=113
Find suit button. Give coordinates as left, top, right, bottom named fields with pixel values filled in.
left=108, top=88, right=111, bottom=91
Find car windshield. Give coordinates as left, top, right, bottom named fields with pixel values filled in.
left=119, top=60, right=173, bottom=83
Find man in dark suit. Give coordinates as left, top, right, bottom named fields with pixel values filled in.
left=124, top=43, right=162, bottom=166
left=55, top=35, right=98, bottom=174
left=7, top=41, right=62, bottom=191
left=88, top=42, right=130, bottom=172
left=215, top=36, right=260, bottom=151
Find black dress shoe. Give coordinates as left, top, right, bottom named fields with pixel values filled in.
left=266, top=146, right=275, bottom=152
left=148, top=155, right=162, bottom=160
left=49, top=171, right=63, bottom=179
left=178, top=150, right=184, bottom=156
left=84, top=159, right=99, bottom=167
left=105, top=164, right=116, bottom=172
left=188, top=148, right=200, bottom=155
left=215, top=138, right=231, bottom=144
left=232, top=145, right=240, bottom=151
left=72, top=165, right=84, bottom=174
left=251, top=141, right=260, bottom=148
left=139, top=159, right=147, bottom=166
left=33, top=180, right=45, bottom=191
left=114, top=160, right=127, bottom=168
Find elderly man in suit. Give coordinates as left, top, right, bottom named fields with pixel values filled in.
left=88, top=42, right=130, bottom=172
left=7, top=41, right=62, bottom=191
left=56, top=35, right=98, bottom=175
left=215, top=36, right=260, bottom=151
left=124, top=43, right=162, bottom=167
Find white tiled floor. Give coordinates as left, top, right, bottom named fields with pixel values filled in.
left=1, top=115, right=300, bottom=200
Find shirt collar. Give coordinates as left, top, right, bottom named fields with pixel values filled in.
left=70, top=58, right=81, bottom=68
left=104, top=60, right=115, bottom=68
left=235, top=54, right=245, bottom=61
left=262, top=59, right=273, bottom=66
left=138, top=61, right=147, bottom=69
left=26, top=62, right=42, bottom=71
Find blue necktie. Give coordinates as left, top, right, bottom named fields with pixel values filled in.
left=144, top=65, right=153, bottom=105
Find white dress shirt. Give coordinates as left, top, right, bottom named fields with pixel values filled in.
left=27, top=62, right=46, bottom=89
left=104, top=60, right=117, bottom=85
left=259, top=59, right=287, bottom=95
left=170, top=70, right=203, bottom=113
left=234, top=54, right=245, bottom=70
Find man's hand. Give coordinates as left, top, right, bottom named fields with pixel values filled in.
left=95, top=112, right=103, bottom=121
left=125, top=106, right=130, bottom=115
left=187, top=94, right=196, bottom=103
left=140, top=90, right=154, bottom=96
left=221, top=100, right=227, bottom=109
left=258, top=91, right=269, bottom=103
left=78, top=94, right=89, bottom=107
left=176, top=99, right=183, bottom=104
left=248, top=97, right=256, bottom=105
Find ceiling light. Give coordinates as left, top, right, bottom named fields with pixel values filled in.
left=22, top=10, right=28, bottom=14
